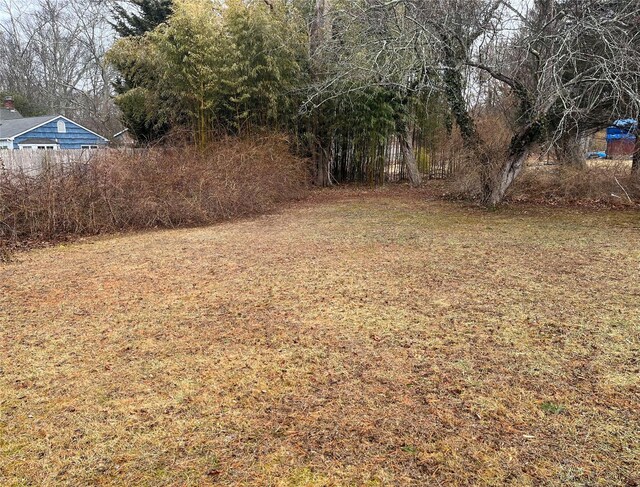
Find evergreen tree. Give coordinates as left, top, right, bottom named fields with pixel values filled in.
left=110, top=1, right=174, bottom=143
left=111, top=0, right=174, bottom=38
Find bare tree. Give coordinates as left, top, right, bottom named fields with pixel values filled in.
left=0, top=0, right=120, bottom=135
left=478, top=0, right=640, bottom=203
left=310, top=0, right=640, bottom=202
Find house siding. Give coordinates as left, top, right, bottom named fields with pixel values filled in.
left=13, top=118, right=107, bottom=150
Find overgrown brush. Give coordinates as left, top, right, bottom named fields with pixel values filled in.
left=445, top=114, right=640, bottom=206
left=450, top=158, right=640, bottom=206
left=509, top=163, right=640, bottom=205
left=444, top=115, right=512, bottom=201
left=0, top=135, right=308, bottom=257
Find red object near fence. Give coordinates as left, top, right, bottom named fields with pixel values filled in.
left=607, top=138, right=636, bottom=158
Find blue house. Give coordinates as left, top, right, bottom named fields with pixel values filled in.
left=0, top=98, right=107, bottom=150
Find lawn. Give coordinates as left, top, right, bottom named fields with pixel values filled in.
left=1, top=189, right=639, bottom=486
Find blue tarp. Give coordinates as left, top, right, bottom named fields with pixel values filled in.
left=607, top=119, right=637, bottom=141
left=613, top=119, right=638, bottom=130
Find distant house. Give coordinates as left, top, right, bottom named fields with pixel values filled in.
left=0, top=97, right=108, bottom=150
left=112, top=128, right=136, bottom=148
left=606, top=119, right=637, bottom=158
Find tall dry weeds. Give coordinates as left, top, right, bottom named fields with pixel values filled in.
left=0, top=135, right=308, bottom=257
left=509, top=163, right=640, bottom=205
left=444, top=115, right=512, bottom=200
left=446, top=114, right=640, bottom=206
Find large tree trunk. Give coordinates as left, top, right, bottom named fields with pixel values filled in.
left=484, top=122, right=540, bottom=205
left=439, top=38, right=539, bottom=205
left=486, top=148, right=530, bottom=206
left=398, top=125, right=422, bottom=187
left=440, top=50, right=495, bottom=199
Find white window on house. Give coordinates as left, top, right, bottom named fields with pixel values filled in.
left=18, top=144, right=59, bottom=150
left=57, top=120, right=67, bottom=133
left=81, top=145, right=99, bottom=150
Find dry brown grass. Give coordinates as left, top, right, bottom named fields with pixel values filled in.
left=1, top=187, right=639, bottom=486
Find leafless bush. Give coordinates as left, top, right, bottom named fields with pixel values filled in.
left=452, top=163, right=640, bottom=206
left=446, top=115, right=513, bottom=200
left=443, top=113, right=640, bottom=206
left=508, top=163, right=640, bottom=206
left=0, top=135, right=308, bottom=257
left=450, top=153, right=639, bottom=207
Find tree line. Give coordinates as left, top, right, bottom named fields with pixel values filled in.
left=2, top=0, right=639, bottom=204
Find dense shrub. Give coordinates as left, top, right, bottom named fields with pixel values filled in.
left=0, top=135, right=308, bottom=257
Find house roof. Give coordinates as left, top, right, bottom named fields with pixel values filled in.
left=0, top=115, right=108, bottom=142
left=0, top=108, right=23, bottom=121
left=0, top=115, right=58, bottom=140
